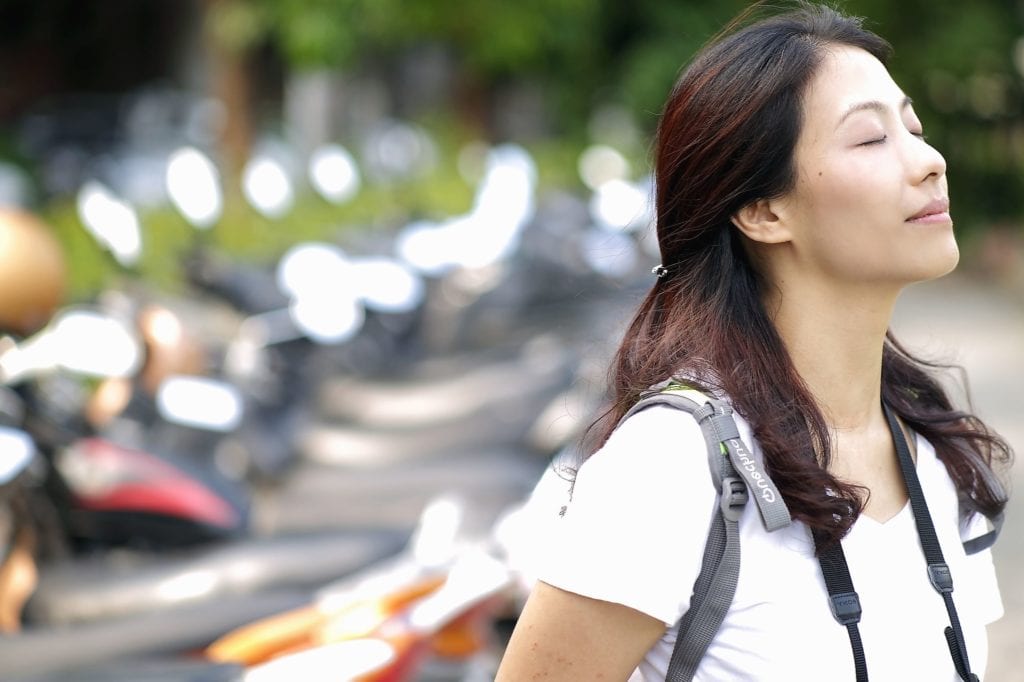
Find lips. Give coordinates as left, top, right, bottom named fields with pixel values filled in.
left=907, top=198, right=950, bottom=221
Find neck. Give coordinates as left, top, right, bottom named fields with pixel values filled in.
left=767, top=281, right=897, bottom=432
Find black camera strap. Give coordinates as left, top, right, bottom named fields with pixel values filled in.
left=815, top=403, right=979, bottom=681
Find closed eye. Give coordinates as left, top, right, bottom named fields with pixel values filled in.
left=859, top=135, right=887, bottom=146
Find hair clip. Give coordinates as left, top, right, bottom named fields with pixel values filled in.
left=652, top=264, right=669, bottom=279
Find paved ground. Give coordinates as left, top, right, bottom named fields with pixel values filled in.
left=893, top=274, right=1024, bottom=681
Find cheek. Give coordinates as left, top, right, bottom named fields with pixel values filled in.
left=790, top=168, right=892, bottom=266
left=804, top=162, right=891, bottom=215
left=793, top=162, right=901, bottom=257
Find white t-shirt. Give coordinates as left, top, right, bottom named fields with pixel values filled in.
left=537, top=403, right=1003, bottom=681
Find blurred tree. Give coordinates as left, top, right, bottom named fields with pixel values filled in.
left=204, top=0, right=263, bottom=187
left=570, top=0, right=1024, bottom=226
left=846, top=0, right=1024, bottom=225
left=6, top=0, right=1017, bottom=230
left=2, top=0, right=1017, bottom=294
left=254, top=0, right=604, bottom=138
left=200, top=0, right=606, bottom=182
left=252, top=0, right=1023, bottom=224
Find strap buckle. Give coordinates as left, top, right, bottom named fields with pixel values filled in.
left=928, top=562, right=954, bottom=594
left=719, top=477, right=748, bottom=522
left=828, top=591, right=862, bottom=626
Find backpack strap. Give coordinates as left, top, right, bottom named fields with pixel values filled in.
left=623, top=384, right=791, bottom=532
left=615, top=384, right=791, bottom=682
left=623, top=386, right=998, bottom=682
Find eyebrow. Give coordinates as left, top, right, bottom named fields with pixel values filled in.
left=836, top=96, right=913, bottom=129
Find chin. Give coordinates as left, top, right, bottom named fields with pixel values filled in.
left=917, top=239, right=961, bottom=282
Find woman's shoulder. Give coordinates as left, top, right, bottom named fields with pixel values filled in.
left=541, top=403, right=726, bottom=625
left=565, top=402, right=723, bottom=542
left=577, top=402, right=714, bottom=490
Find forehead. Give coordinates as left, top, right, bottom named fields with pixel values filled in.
left=802, top=44, right=904, bottom=125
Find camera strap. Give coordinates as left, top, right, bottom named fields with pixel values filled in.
left=814, top=402, right=979, bottom=682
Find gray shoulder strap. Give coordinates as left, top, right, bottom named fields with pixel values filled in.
left=665, top=483, right=740, bottom=680
left=619, top=388, right=791, bottom=532
left=616, top=387, right=791, bottom=682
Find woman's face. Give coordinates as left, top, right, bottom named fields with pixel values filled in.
left=777, top=44, right=958, bottom=288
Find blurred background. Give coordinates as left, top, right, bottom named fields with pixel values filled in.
left=0, top=0, right=1020, bottom=680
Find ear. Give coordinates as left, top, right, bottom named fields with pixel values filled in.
left=730, top=198, right=792, bottom=245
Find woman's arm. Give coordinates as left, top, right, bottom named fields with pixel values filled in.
left=495, top=581, right=667, bottom=681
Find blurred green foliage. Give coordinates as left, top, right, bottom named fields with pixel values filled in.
left=16, top=0, right=1024, bottom=297
left=256, top=0, right=603, bottom=76
left=846, top=0, right=1023, bottom=226
left=250, top=0, right=1022, bottom=224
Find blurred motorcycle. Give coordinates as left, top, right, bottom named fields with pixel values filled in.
left=0, top=496, right=473, bottom=679
left=0, top=425, right=40, bottom=634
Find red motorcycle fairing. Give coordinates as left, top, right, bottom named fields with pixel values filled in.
left=58, top=437, right=243, bottom=530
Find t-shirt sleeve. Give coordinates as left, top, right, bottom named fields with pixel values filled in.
left=958, top=511, right=1004, bottom=625
left=535, top=405, right=718, bottom=625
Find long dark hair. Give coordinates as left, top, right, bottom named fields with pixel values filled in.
left=589, top=2, right=1012, bottom=545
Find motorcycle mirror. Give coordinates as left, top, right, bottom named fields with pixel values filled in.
left=0, top=426, right=35, bottom=486
left=288, top=293, right=364, bottom=345
left=0, top=311, right=141, bottom=383
left=409, top=495, right=464, bottom=569
left=276, top=242, right=368, bottom=344
left=395, top=218, right=453, bottom=276
left=243, top=156, right=294, bottom=220
left=75, top=181, right=143, bottom=267
left=52, top=311, right=143, bottom=378
left=309, top=144, right=361, bottom=205
left=276, top=242, right=351, bottom=299
left=350, top=257, right=425, bottom=314
left=165, top=146, right=223, bottom=229
left=156, top=375, right=244, bottom=432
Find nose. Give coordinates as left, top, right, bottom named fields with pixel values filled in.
left=909, top=134, right=947, bottom=184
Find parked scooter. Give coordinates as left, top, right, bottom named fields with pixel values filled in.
left=206, top=496, right=514, bottom=682
left=239, top=549, right=511, bottom=682
left=0, top=313, right=402, bottom=640
left=0, top=135, right=640, bottom=682
left=0, top=496, right=467, bottom=679
left=72, top=173, right=307, bottom=486
left=0, top=300, right=293, bottom=657
left=0, top=305, right=251, bottom=548
left=0, top=210, right=250, bottom=632
left=6, top=547, right=510, bottom=682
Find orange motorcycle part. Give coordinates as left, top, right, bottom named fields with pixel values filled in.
left=206, top=573, right=445, bottom=666
left=205, top=605, right=324, bottom=665
left=429, top=594, right=504, bottom=658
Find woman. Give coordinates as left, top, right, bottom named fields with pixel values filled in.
left=496, top=3, right=1011, bottom=681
